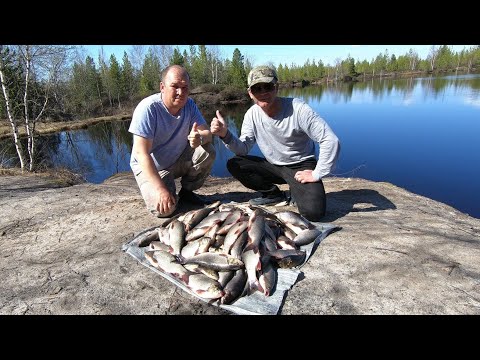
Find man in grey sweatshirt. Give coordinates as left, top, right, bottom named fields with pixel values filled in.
left=210, top=65, right=340, bottom=221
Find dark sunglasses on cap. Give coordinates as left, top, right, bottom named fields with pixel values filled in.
left=250, top=82, right=276, bottom=94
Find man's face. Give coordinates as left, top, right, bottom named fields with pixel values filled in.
left=248, top=82, right=278, bottom=108
left=160, top=68, right=190, bottom=112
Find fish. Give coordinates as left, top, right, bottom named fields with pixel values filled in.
left=259, top=257, right=277, bottom=296
left=167, top=219, right=186, bottom=255
left=182, top=201, right=221, bottom=232
left=245, top=209, right=265, bottom=249
left=180, top=237, right=214, bottom=258
left=273, top=210, right=315, bottom=234
left=136, top=229, right=159, bottom=247
left=222, top=220, right=249, bottom=254
left=217, top=270, right=235, bottom=288
left=229, top=229, right=248, bottom=260
left=263, top=224, right=279, bottom=252
left=157, top=226, right=171, bottom=245
left=266, top=249, right=306, bottom=268
left=145, top=249, right=190, bottom=283
left=146, top=249, right=223, bottom=299
left=183, top=263, right=219, bottom=280
left=292, top=228, right=322, bottom=246
left=220, top=268, right=247, bottom=304
left=185, top=273, right=224, bottom=299
left=140, top=204, right=326, bottom=303
left=179, top=252, right=244, bottom=272
left=216, top=210, right=244, bottom=235
left=241, top=248, right=264, bottom=295
left=148, top=240, right=172, bottom=253
left=242, top=210, right=265, bottom=294
left=276, top=235, right=297, bottom=250
left=185, top=212, right=230, bottom=242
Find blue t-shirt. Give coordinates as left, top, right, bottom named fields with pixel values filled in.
left=128, top=93, right=207, bottom=173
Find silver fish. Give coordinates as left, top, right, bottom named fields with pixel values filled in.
left=241, top=247, right=263, bottom=294
left=222, top=220, right=249, bottom=254
left=148, top=240, right=172, bottom=253
left=145, top=250, right=190, bottom=283
left=183, top=201, right=222, bottom=232
left=274, top=210, right=315, bottom=234
left=217, top=270, right=235, bottom=288
left=180, top=252, right=244, bottom=272
left=136, top=229, right=159, bottom=247
left=259, top=257, right=277, bottom=296
left=230, top=229, right=248, bottom=259
left=246, top=209, right=265, bottom=249
left=282, top=227, right=297, bottom=241
left=167, top=219, right=186, bottom=255
left=212, top=234, right=226, bottom=248
left=276, top=235, right=297, bottom=250
left=183, top=263, right=219, bottom=280
left=186, top=273, right=224, bottom=299
left=242, top=210, right=265, bottom=294
left=220, top=268, right=247, bottom=304
left=292, top=228, right=322, bottom=246
left=267, top=249, right=306, bottom=268
left=157, top=226, right=171, bottom=245
left=186, top=212, right=229, bottom=241
left=216, top=210, right=244, bottom=235
left=181, top=237, right=214, bottom=258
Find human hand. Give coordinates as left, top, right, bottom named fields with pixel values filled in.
left=156, top=188, right=177, bottom=214
left=210, top=110, right=228, bottom=138
left=187, top=122, right=202, bottom=148
left=294, top=170, right=317, bottom=183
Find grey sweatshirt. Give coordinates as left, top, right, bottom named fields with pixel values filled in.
left=221, top=97, right=340, bottom=181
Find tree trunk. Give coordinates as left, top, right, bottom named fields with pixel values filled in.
left=0, top=66, right=26, bottom=169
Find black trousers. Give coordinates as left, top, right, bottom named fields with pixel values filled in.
left=226, top=155, right=326, bottom=221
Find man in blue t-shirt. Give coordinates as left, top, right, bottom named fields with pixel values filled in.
left=129, top=65, right=215, bottom=217
left=210, top=65, right=340, bottom=222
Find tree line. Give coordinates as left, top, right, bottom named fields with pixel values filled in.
left=1, top=44, right=479, bottom=171
left=278, top=45, right=480, bottom=83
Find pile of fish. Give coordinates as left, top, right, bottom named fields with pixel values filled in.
left=137, top=201, right=322, bottom=305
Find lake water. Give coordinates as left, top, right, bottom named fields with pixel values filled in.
left=2, top=74, right=479, bottom=218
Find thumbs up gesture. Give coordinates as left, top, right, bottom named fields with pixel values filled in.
left=210, top=110, right=228, bottom=138
left=188, top=122, right=202, bottom=148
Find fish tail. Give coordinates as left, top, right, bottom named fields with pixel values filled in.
left=248, top=279, right=264, bottom=295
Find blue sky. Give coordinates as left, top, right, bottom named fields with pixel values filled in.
left=82, top=45, right=474, bottom=68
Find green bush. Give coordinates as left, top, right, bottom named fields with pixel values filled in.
left=219, top=86, right=247, bottom=101
left=193, top=83, right=225, bottom=94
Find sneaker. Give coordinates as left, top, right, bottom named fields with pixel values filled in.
left=286, top=192, right=297, bottom=207
left=249, top=194, right=285, bottom=206
left=178, top=188, right=209, bottom=206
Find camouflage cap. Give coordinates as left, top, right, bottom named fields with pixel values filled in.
left=247, top=66, right=278, bottom=89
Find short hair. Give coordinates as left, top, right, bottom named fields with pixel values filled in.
left=161, top=65, right=190, bottom=83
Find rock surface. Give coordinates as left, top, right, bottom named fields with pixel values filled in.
left=1, top=172, right=479, bottom=315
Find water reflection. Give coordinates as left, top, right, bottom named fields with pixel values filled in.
left=1, top=73, right=479, bottom=218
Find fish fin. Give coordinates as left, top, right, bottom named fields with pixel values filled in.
left=175, top=254, right=186, bottom=264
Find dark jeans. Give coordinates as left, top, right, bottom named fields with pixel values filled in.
left=226, top=155, right=326, bottom=221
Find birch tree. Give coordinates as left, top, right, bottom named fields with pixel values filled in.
left=428, top=45, right=439, bottom=71
left=0, top=45, right=73, bottom=171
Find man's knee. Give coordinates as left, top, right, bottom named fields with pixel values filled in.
left=226, top=156, right=241, bottom=175
left=195, top=143, right=216, bottom=169
left=300, top=207, right=325, bottom=222
left=297, top=199, right=326, bottom=222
